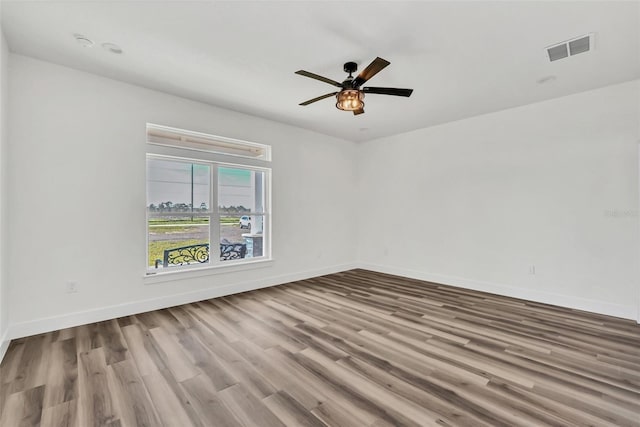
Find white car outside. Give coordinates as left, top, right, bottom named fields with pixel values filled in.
left=239, top=216, right=251, bottom=229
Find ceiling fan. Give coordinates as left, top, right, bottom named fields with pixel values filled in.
left=295, top=57, right=413, bottom=115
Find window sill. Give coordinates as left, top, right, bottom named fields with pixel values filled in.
left=143, top=258, right=273, bottom=285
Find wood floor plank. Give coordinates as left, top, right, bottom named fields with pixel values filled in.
left=263, top=390, right=328, bottom=427
left=179, top=374, right=242, bottom=427
left=72, top=325, right=92, bottom=354
left=43, top=338, right=78, bottom=408
left=148, top=327, right=199, bottom=382
left=152, top=309, right=187, bottom=336
left=77, top=348, right=120, bottom=427
left=1, top=269, right=639, bottom=426
left=184, top=318, right=279, bottom=400
left=310, top=399, right=389, bottom=427
left=484, top=377, right=616, bottom=426
left=40, top=400, right=78, bottom=427
left=0, top=338, right=25, bottom=385
left=0, top=385, right=45, bottom=427
left=141, top=369, right=197, bottom=427
left=266, top=345, right=382, bottom=426
left=291, top=348, right=429, bottom=426
left=176, top=329, right=237, bottom=391
left=5, top=334, right=51, bottom=394
left=231, top=340, right=324, bottom=410
left=336, top=354, right=500, bottom=427
left=218, top=383, right=286, bottom=427
left=120, top=324, right=162, bottom=377
left=95, top=320, right=129, bottom=366
left=188, top=302, right=241, bottom=343
left=106, top=359, right=162, bottom=427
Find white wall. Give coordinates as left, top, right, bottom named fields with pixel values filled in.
left=7, top=54, right=357, bottom=336
left=0, top=22, right=10, bottom=358
left=358, top=80, right=640, bottom=320
left=3, top=52, right=638, bottom=350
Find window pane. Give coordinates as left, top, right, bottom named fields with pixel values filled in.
left=148, top=216, right=210, bottom=269
left=219, top=214, right=265, bottom=261
left=147, top=158, right=210, bottom=212
left=219, top=215, right=247, bottom=261
left=218, top=167, right=265, bottom=214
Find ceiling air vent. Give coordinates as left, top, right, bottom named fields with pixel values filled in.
left=545, top=33, right=594, bottom=62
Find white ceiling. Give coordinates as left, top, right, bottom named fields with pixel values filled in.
left=1, top=1, right=639, bottom=142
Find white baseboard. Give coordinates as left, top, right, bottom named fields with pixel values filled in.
left=6, top=262, right=357, bottom=342
left=357, top=262, right=638, bottom=321
left=0, top=328, right=9, bottom=364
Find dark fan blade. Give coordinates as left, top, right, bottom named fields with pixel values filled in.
left=295, top=70, right=342, bottom=88
left=363, top=87, right=413, bottom=97
left=299, top=92, right=339, bottom=106
left=352, top=57, right=390, bottom=87
left=353, top=108, right=365, bottom=116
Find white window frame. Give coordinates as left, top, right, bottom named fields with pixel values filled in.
left=145, top=125, right=271, bottom=276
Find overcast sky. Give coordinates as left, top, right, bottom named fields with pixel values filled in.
left=147, top=159, right=257, bottom=210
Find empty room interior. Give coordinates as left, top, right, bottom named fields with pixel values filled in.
left=0, top=1, right=639, bottom=426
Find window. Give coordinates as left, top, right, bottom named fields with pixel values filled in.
left=146, top=125, right=270, bottom=273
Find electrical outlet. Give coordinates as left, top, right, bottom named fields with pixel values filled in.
left=65, top=281, right=79, bottom=293
left=528, top=265, right=536, bottom=275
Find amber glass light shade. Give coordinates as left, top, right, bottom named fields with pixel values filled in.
left=335, top=90, right=364, bottom=111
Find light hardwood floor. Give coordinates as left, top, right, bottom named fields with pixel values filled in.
left=1, top=269, right=639, bottom=426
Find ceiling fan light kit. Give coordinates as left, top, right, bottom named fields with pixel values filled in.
left=295, top=57, right=413, bottom=116
left=336, top=89, right=364, bottom=112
